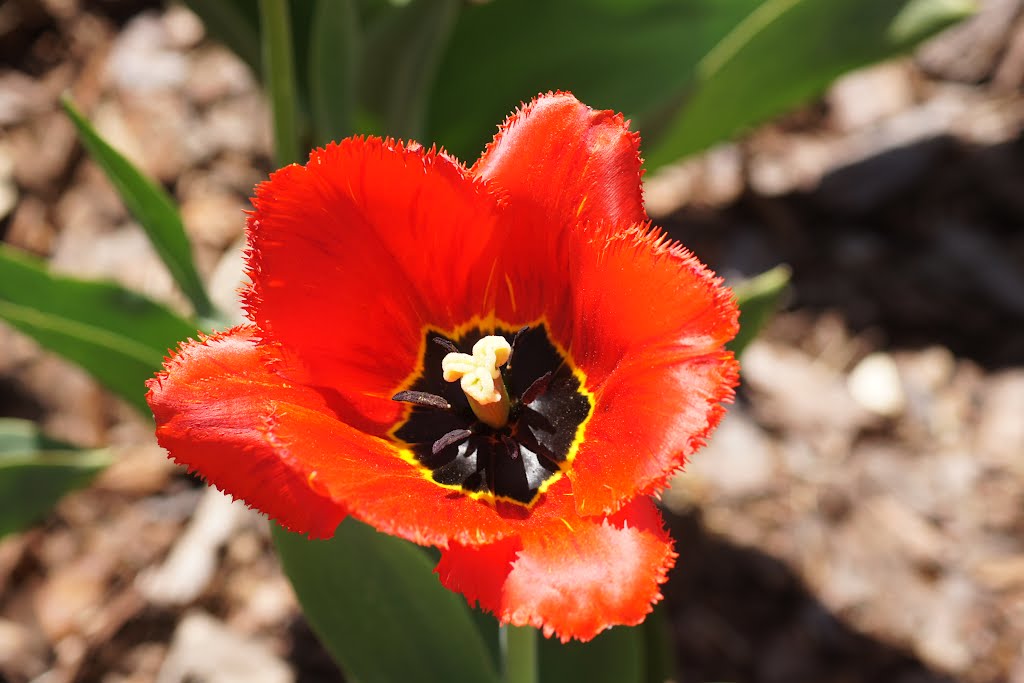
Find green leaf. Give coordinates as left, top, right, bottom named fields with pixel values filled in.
left=470, top=607, right=502, bottom=672
left=730, top=265, right=791, bottom=357
left=260, top=0, right=301, bottom=166
left=427, top=0, right=757, bottom=161
left=361, top=0, right=461, bottom=140
left=427, top=0, right=970, bottom=168
left=309, top=0, right=360, bottom=145
left=889, top=0, right=977, bottom=43
left=272, top=520, right=501, bottom=683
left=60, top=96, right=215, bottom=319
left=181, top=0, right=314, bottom=113
left=0, top=245, right=199, bottom=414
left=0, top=419, right=113, bottom=538
left=645, top=0, right=974, bottom=167
left=640, top=604, right=676, bottom=683
left=539, top=625, right=643, bottom=683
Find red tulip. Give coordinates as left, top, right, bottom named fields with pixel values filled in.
left=147, top=92, right=739, bottom=642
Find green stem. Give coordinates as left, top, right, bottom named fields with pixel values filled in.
left=258, top=0, right=300, bottom=166
left=501, top=624, right=538, bottom=683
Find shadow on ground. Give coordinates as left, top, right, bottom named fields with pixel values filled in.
left=663, top=134, right=1024, bottom=369
left=277, top=508, right=961, bottom=683
left=664, top=508, right=959, bottom=683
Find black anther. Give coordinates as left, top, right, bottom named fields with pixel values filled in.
left=432, top=336, right=459, bottom=354
left=392, top=390, right=451, bottom=410
left=520, top=371, right=552, bottom=405
left=432, top=428, right=473, bottom=455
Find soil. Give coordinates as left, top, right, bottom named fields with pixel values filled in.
left=1, top=1, right=1022, bottom=682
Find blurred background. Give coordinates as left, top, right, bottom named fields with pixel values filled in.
left=0, top=0, right=1022, bottom=682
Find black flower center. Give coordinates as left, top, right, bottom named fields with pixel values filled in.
left=390, top=322, right=593, bottom=506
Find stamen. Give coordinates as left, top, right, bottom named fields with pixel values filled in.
left=441, top=335, right=512, bottom=428
left=501, top=434, right=520, bottom=460
left=392, top=390, right=451, bottom=410
left=432, top=428, right=473, bottom=455
left=506, top=326, right=530, bottom=372
left=432, top=336, right=459, bottom=354
left=520, top=371, right=552, bottom=405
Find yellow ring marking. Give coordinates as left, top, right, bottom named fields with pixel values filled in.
left=387, top=315, right=594, bottom=509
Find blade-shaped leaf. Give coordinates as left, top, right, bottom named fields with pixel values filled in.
left=361, top=0, right=461, bottom=140
left=309, top=0, right=360, bottom=145
left=730, top=264, right=791, bottom=357
left=645, top=0, right=974, bottom=167
left=0, top=245, right=199, bottom=414
left=259, top=0, right=301, bottom=166
left=890, top=0, right=979, bottom=44
left=0, top=419, right=113, bottom=538
left=272, top=520, right=501, bottom=683
left=640, top=603, right=675, bottom=683
left=539, top=624, right=643, bottom=683
left=470, top=607, right=502, bottom=673
left=60, top=97, right=215, bottom=318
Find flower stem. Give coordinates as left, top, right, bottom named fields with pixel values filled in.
left=501, top=624, right=538, bottom=683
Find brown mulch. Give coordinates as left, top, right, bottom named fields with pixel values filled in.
left=1, top=1, right=1023, bottom=682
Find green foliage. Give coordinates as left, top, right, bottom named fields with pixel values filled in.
left=359, top=0, right=461, bottom=140
left=731, top=265, right=792, bottom=357
left=890, top=0, right=977, bottom=43
left=539, top=625, right=643, bottom=683
left=260, top=0, right=301, bottom=165
left=0, top=0, right=975, bottom=677
left=61, top=97, right=214, bottom=318
left=428, top=0, right=755, bottom=161
left=644, top=0, right=974, bottom=167
left=310, top=0, right=360, bottom=144
left=0, top=419, right=112, bottom=538
left=431, top=0, right=972, bottom=166
left=189, top=0, right=972, bottom=169
left=640, top=603, right=676, bottom=683
left=272, top=520, right=501, bottom=683
left=0, top=246, right=198, bottom=414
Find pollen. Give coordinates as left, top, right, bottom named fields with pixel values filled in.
left=442, top=335, right=512, bottom=428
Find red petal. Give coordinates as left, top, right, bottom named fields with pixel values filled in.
left=437, top=496, right=675, bottom=642
left=568, top=224, right=739, bottom=385
left=563, top=224, right=740, bottom=514
left=146, top=326, right=345, bottom=538
left=472, top=92, right=646, bottom=231
left=147, top=327, right=519, bottom=546
left=485, top=221, right=738, bottom=514
left=244, top=138, right=502, bottom=435
left=571, top=350, right=738, bottom=516
left=435, top=536, right=522, bottom=614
